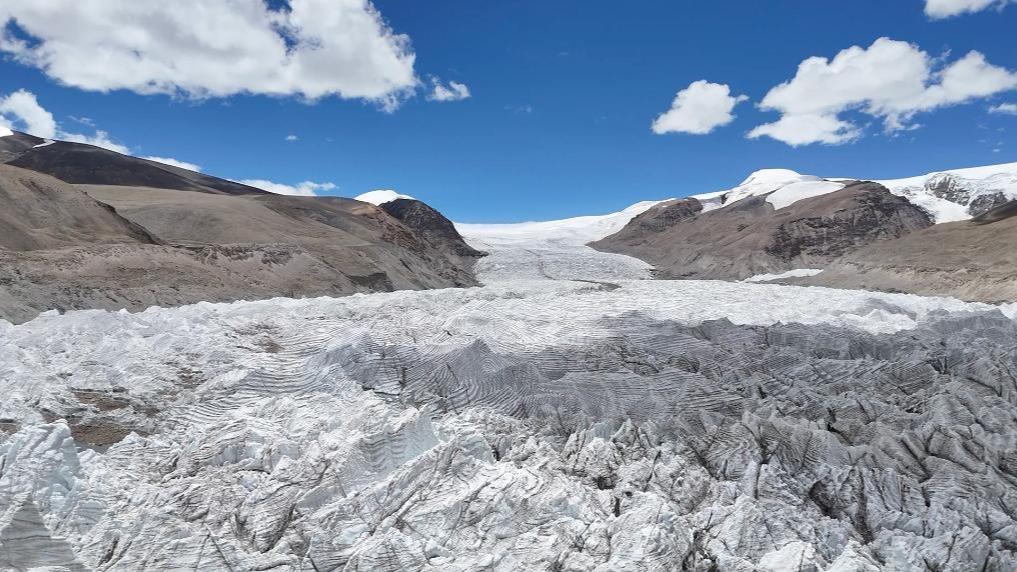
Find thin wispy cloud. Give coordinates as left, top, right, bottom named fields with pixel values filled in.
left=428, top=79, right=471, bottom=102
left=238, top=179, right=337, bottom=197
left=924, top=0, right=1012, bottom=18
left=142, top=156, right=202, bottom=172
left=990, top=102, right=1017, bottom=115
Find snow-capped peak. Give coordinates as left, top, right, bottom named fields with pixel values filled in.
left=692, top=168, right=843, bottom=212
left=355, top=189, right=415, bottom=205
left=875, top=162, right=1017, bottom=223
left=0, top=124, right=13, bottom=137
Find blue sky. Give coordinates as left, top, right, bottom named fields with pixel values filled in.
left=1, top=0, right=1016, bottom=221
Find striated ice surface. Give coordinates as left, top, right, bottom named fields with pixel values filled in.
left=2, top=218, right=1017, bottom=570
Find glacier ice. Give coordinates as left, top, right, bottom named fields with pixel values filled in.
left=2, top=224, right=1017, bottom=570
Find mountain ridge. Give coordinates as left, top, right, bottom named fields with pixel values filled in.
left=0, top=131, right=482, bottom=323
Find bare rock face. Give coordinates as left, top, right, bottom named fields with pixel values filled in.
left=925, top=172, right=973, bottom=204
left=0, top=131, right=46, bottom=163
left=798, top=199, right=1017, bottom=302
left=969, top=192, right=1011, bottom=216
left=592, top=182, right=933, bottom=280
left=380, top=198, right=486, bottom=259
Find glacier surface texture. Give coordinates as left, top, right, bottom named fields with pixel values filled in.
left=2, top=222, right=1017, bottom=571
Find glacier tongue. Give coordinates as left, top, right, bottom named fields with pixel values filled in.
left=2, top=219, right=1017, bottom=570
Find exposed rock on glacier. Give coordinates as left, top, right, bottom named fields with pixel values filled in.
left=2, top=224, right=1017, bottom=570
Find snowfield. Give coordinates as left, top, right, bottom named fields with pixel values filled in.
left=3, top=203, right=1017, bottom=570
left=685, top=162, right=1017, bottom=223
left=354, top=189, right=415, bottom=205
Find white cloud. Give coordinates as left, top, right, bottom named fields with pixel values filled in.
left=428, top=79, right=471, bottom=102
left=924, top=0, right=1011, bottom=18
left=652, top=80, right=748, bottom=135
left=747, top=113, right=861, bottom=146
left=748, top=38, right=1017, bottom=146
left=142, top=156, right=202, bottom=172
left=0, top=0, right=418, bottom=110
left=990, top=102, right=1017, bottom=115
left=0, top=89, right=57, bottom=137
left=285, top=134, right=299, bottom=142
left=0, top=89, right=130, bottom=153
left=239, top=179, right=336, bottom=196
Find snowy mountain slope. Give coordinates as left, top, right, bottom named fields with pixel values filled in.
left=685, top=162, right=1017, bottom=223
left=457, top=200, right=667, bottom=248
left=690, top=169, right=845, bottom=213
left=355, top=189, right=415, bottom=205
left=874, top=162, right=1017, bottom=222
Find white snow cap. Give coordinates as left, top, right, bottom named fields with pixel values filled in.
left=0, top=124, right=13, bottom=137
left=688, top=162, right=1017, bottom=223
left=875, top=162, right=1017, bottom=223
left=692, top=169, right=846, bottom=212
left=355, top=189, right=415, bottom=205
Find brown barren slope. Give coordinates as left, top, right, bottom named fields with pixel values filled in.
left=796, top=200, right=1017, bottom=303
left=591, top=181, right=933, bottom=280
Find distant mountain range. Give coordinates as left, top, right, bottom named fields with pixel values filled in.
left=592, top=163, right=1017, bottom=302
left=3, top=125, right=1015, bottom=322
left=0, top=131, right=482, bottom=323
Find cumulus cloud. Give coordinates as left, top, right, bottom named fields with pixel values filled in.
left=0, top=0, right=418, bottom=110
left=748, top=38, right=1017, bottom=146
left=285, top=134, right=299, bottom=142
left=652, top=80, right=748, bottom=135
left=142, top=156, right=202, bottom=172
left=428, top=79, right=471, bottom=102
left=990, top=102, right=1017, bottom=115
left=0, top=89, right=57, bottom=138
left=239, top=179, right=337, bottom=196
left=0, top=89, right=130, bottom=153
left=925, top=0, right=1012, bottom=18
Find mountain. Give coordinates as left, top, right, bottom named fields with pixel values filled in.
left=591, top=163, right=1017, bottom=301
left=0, top=130, right=46, bottom=162
left=5, top=136, right=269, bottom=195
left=592, top=178, right=933, bottom=280
left=874, top=162, right=1017, bottom=222
left=0, top=132, right=480, bottom=323
left=0, top=165, right=158, bottom=250
left=379, top=198, right=486, bottom=258
left=795, top=199, right=1017, bottom=302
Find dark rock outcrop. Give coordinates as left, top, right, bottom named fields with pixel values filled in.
left=6, top=138, right=267, bottom=195
left=380, top=198, right=486, bottom=258
left=0, top=131, right=46, bottom=162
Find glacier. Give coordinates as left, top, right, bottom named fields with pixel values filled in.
left=2, top=208, right=1017, bottom=571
